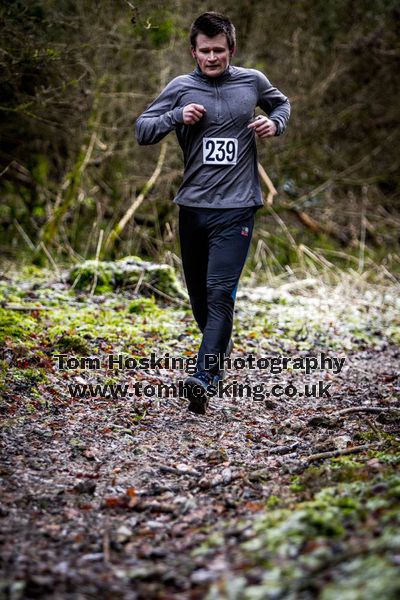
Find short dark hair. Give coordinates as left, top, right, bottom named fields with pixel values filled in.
left=190, top=12, right=236, bottom=52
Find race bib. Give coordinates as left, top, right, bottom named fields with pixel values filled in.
left=202, top=137, right=238, bottom=165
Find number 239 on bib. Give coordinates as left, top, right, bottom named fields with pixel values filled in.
left=202, top=138, right=238, bottom=165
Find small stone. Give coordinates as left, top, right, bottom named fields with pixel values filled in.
left=116, top=524, right=133, bottom=542
left=191, top=569, right=216, bottom=584
left=73, top=480, right=96, bottom=495
left=146, top=520, right=165, bottom=530
left=205, top=448, right=228, bottom=464
left=279, top=418, right=303, bottom=432
left=307, top=415, right=339, bottom=428
left=334, top=435, right=352, bottom=449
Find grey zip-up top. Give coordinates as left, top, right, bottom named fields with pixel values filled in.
left=135, top=65, right=290, bottom=208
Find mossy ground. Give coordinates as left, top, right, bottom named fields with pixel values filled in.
left=69, top=256, right=186, bottom=298
left=0, top=264, right=399, bottom=599
left=204, top=445, right=400, bottom=599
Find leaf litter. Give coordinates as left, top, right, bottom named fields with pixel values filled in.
left=0, top=267, right=399, bottom=598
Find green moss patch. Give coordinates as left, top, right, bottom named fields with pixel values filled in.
left=53, top=333, right=92, bottom=354
left=128, top=296, right=159, bottom=315
left=69, top=256, right=186, bottom=298
left=0, top=308, right=37, bottom=345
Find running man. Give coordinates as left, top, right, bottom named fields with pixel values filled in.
left=135, top=12, right=290, bottom=414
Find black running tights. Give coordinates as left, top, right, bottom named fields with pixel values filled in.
left=179, top=205, right=257, bottom=375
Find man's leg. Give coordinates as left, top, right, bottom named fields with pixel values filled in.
left=196, top=206, right=257, bottom=376
left=178, top=206, right=208, bottom=332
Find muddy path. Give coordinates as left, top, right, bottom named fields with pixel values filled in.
left=1, top=269, right=399, bottom=599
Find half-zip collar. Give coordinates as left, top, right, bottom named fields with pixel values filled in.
left=193, top=64, right=234, bottom=84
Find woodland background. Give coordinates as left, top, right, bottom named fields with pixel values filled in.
left=1, top=3, right=400, bottom=598
left=1, top=0, right=399, bottom=277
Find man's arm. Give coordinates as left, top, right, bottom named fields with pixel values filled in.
left=135, top=78, right=185, bottom=145
left=248, top=70, right=291, bottom=139
left=135, top=77, right=207, bottom=145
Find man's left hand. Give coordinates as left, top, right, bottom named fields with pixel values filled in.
left=247, top=116, right=277, bottom=138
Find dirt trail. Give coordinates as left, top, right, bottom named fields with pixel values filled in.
left=1, top=273, right=399, bottom=598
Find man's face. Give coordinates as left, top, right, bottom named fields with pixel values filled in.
left=191, top=32, right=233, bottom=78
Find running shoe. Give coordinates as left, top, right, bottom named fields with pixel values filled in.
left=184, top=370, right=211, bottom=415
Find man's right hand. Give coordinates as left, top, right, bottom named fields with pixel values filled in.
left=183, top=103, right=206, bottom=125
